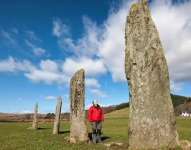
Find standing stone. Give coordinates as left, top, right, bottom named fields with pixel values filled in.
left=31, top=103, right=38, bottom=130
left=53, top=96, right=62, bottom=134
left=69, top=69, right=88, bottom=142
left=124, top=0, right=179, bottom=149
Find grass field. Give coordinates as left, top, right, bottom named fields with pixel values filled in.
left=0, top=112, right=191, bottom=150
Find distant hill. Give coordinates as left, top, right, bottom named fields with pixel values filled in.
left=171, top=93, right=188, bottom=108
left=0, top=94, right=189, bottom=121
left=0, top=113, right=46, bottom=122
left=104, top=107, right=129, bottom=118
left=104, top=94, right=189, bottom=118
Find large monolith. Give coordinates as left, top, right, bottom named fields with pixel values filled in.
left=53, top=96, right=62, bottom=134
left=69, top=69, right=88, bottom=142
left=124, top=0, right=179, bottom=149
left=31, top=103, right=38, bottom=130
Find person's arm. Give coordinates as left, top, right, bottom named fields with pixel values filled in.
left=88, top=106, right=93, bottom=123
left=101, top=108, right=104, bottom=122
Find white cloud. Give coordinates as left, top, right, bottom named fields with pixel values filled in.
left=43, top=96, right=56, bottom=100
left=40, top=60, right=59, bottom=73
left=25, top=40, right=45, bottom=56
left=89, top=89, right=107, bottom=97
left=150, top=0, right=191, bottom=86
left=1, top=30, right=19, bottom=48
left=62, top=57, right=107, bottom=77
left=58, top=16, right=101, bottom=56
left=1, top=0, right=190, bottom=94
left=86, top=78, right=101, bottom=88
left=24, top=70, right=62, bottom=84
left=11, top=27, right=19, bottom=34
left=24, top=59, right=70, bottom=84
left=52, top=18, right=70, bottom=37
left=20, top=110, right=32, bottom=114
left=33, top=48, right=46, bottom=56
left=0, top=56, right=70, bottom=85
left=26, top=30, right=42, bottom=42
left=170, top=80, right=184, bottom=92
left=0, top=56, right=35, bottom=72
left=54, top=0, right=191, bottom=92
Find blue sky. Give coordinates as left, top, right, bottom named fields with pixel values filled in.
left=0, top=0, right=191, bottom=114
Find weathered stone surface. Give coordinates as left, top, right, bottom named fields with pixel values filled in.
left=104, top=142, right=123, bottom=148
left=31, top=103, right=38, bottom=130
left=69, top=69, right=88, bottom=142
left=124, top=0, right=179, bottom=149
left=53, top=96, right=62, bottom=134
left=180, top=140, right=191, bottom=150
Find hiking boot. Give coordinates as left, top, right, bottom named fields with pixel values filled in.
left=97, top=139, right=102, bottom=143
left=92, top=139, right=97, bottom=144
left=97, top=134, right=102, bottom=143
left=92, top=133, right=97, bottom=145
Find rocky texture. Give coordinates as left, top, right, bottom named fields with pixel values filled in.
left=53, top=96, right=62, bottom=134
left=69, top=69, right=88, bottom=142
left=104, top=142, right=123, bottom=148
left=180, top=140, right=191, bottom=150
left=64, top=136, right=91, bottom=144
left=124, top=0, right=179, bottom=149
left=31, top=103, right=38, bottom=130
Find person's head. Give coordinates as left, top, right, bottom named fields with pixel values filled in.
left=92, top=100, right=98, bottom=106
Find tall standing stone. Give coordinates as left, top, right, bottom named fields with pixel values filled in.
left=124, top=0, right=179, bottom=149
left=32, top=103, right=38, bottom=130
left=53, top=96, right=62, bottom=134
left=69, top=69, right=88, bottom=142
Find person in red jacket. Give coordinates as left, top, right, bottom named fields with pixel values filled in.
left=88, top=100, right=104, bottom=144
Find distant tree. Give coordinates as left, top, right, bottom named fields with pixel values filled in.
left=171, top=93, right=188, bottom=108
left=116, top=102, right=130, bottom=110
left=25, top=114, right=31, bottom=120
left=187, top=97, right=191, bottom=103
left=44, top=113, right=55, bottom=119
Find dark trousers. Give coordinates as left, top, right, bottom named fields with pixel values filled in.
left=91, top=121, right=102, bottom=141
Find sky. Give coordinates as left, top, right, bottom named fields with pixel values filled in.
left=0, top=0, right=191, bottom=114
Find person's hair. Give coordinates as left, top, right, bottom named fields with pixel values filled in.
left=92, top=100, right=98, bottom=104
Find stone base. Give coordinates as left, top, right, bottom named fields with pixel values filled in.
left=180, top=140, right=191, bottom=150
left=64, top=136, right=90, bottom=144
left=104, top=142, right=123, bottom=148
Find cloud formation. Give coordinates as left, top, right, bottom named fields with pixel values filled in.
left=25, top=30, right=42, bottom=42
left=1, top=0, right=191, bottom=94
left=52, top=0, right=191, bottom=92
left=52, top=18, right=70, bottom=37
left=1, top=30, right=19, bottom=49
left=0, top=56, right=105, bottom=96
left=43, top=96, right=56, bottom=100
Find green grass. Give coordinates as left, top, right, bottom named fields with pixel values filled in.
left=0, top=117, right=191, bottom=150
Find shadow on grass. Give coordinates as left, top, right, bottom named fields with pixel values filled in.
left=38, top=128, right=51, bottom=130
left=88, top=132, right=109, bottom=141
left=59, top=131, right=70, bottom=134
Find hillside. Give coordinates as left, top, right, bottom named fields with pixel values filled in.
left=175, top=102, right=191, bottom=116
left=171, top=93, right=188, bottom=108
left=0, top=94, right=188, bottom=121
left=0, top=113, right=46, bottom=122
left=104, top=107, right=129, bottom=118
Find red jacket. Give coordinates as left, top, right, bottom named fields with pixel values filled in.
left=88, top=105, right=104, bottom=123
